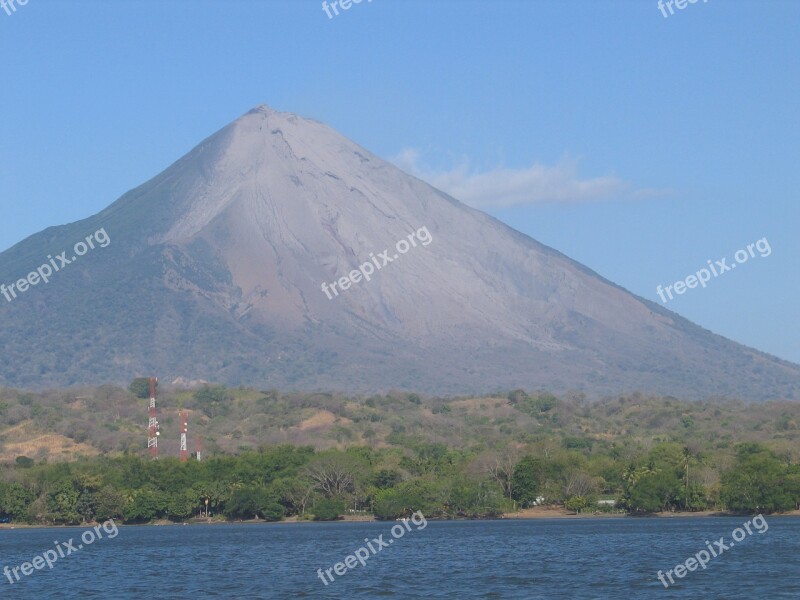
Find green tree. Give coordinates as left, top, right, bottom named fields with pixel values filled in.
left=192, top=481, right=229, bottom=518
left=128, top=378, right=152, bottom=399
left=372, top=469, right=401, bottom=489
left=303, top=451, right=366, bottom=498
left=225, top=487, right=283, bottom=521
left=271, top=478, right=314, bottom=516
left=564, top=496, right=591, bottom=513
left=164, top=490, right=196, bottom=521
left=0, top=483, right=34, bottom=521
left=46, top=481, right=81, bottom=524
left=624, top=470, right=681, bottom=513
left=445, top=477, right=505, bottom=518
left=721, top=446, right=794, bottom=512
left=124, top=488, right=165, bottom=523
left=94, top=486, right=126, bottom=521
left=511, top=456, right=541, bottom=507
left=193, top=385, right=230, bottom=418
left=373, top=479, right=442, bottom=519
left=311, top=497, right=345, bottom=521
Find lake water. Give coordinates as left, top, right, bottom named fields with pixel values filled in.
left=1, top=517, right=798, bottom=599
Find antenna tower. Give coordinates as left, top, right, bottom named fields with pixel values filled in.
left=180, top=410, right=188, bottom=462
left=147, top=377, right=159, bottom=459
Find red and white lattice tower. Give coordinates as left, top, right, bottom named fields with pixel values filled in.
left=180, top=411, right=188, bottom=462
left=147, top=377, right=160, bottom=459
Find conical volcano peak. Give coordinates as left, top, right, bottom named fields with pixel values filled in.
left=1, top=106, right=798, bottom=401
left=146, top=104, right=397, bottom=247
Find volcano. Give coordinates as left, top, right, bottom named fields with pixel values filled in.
left=0, top=105, right=798, bottom=400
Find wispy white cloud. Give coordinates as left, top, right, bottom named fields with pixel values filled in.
left=392, top=149, right=654, bottom=209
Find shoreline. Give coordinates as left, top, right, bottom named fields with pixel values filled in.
left=2, top=508, right=798, bottom=531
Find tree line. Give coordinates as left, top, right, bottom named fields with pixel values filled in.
left=1, top=438, right=798, bottom=526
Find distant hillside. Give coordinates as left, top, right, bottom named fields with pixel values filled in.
left=2, top=385, right=800, bottom=464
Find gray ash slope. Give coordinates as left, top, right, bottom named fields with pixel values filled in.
left=1, top=105, right=797, bottom=400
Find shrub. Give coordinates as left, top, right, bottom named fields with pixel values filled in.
left=311, top=498, right=345, bottom=521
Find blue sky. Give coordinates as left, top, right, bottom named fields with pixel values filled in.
left=1, top=0, right=798, bottom=363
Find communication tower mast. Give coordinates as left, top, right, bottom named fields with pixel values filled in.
left=147, top=377, right=160, bottom=459
left=180, top=410, right=188, bottom=462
